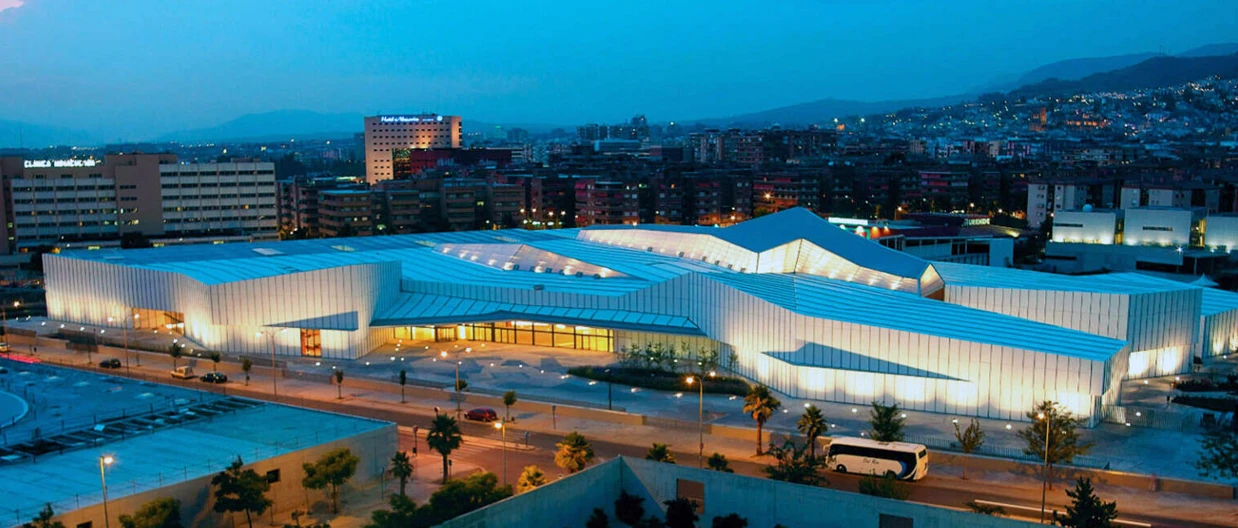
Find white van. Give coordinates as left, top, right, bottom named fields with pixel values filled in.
left=170, top=366, right=195, bottom=379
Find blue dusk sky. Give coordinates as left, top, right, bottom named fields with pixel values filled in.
left=1, top=0, right=1237, bottom=139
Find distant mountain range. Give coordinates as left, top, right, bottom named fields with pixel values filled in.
left=5, top=42, right=1238, bottom=147
left=1010, top=53, right=1238, bottom=97
left=698, top=43, right=1238, bottom=127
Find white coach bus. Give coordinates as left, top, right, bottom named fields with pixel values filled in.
left=825, top=437, right=929, bottom=481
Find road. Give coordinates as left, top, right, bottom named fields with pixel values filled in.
left=12, top=347, right=1235, bottom=528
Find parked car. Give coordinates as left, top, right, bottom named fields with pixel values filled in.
left=170, top=366, right=195, bottom=379
left=464, top=408, right=498, bottom=422
left=0, top=342, right=10, bottom=352
left=200, top=372, right=228, bottom=384
left=99, top=358, right=122, bottom=369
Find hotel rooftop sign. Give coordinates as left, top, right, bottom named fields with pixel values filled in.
left=24, top=159, right=99, bottom=168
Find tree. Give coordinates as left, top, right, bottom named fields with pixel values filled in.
left=646, top=443, right=676, bottom=464
left=764, top=440, right=826, bottom=486
left=663, top=498, right=698, bottom=528
left=555, top=431, right=596, bottom=474
left=425, top=472, right=512, bottom=523
left=868, top=401, right=906, bottom=442
left=22, top=504, right=65, bottom=528
left=742, top=384, right=781, bottom=455
left=210, top=457, right=271, bottom=528
left=515, top=465, right=547, bottom=494
left=1055, top=477, right=1118, bottom=528
left=302, top=448, right=360, bottom=514
left=241, top=358, right=253, bottom=386
left=398, top=369, right=407, bottom=403
left=209, top=351, right=222, bottom=372
left=366, top=494, right=430, bottom=528
left=711, top=514, right=748, bottom=528
left=706, top=452, right=733, bottom=473
left=953, top=418, right=986, bottom=480
left=503, top=390, right=518, bottom=421
left=427, top=413, right=463, bottom=483
left=334, top=370, right=345, bottom=399
left=587, top=508, right=611, bottom=528
left=1017, top=401, right=1093, bottom=489
left=167, top=343, right=182, bottom=369
left=858, top=474, right=911, bottom=501
left=614, top=490, right=646, bottom=526
left=389, top=451, right=413, bottom=497
left=796, top=404, right=828, bottom=458
left=1195, top=430, right=1238, bottom=479
left=119, top=497, right=182, bottom=528
left=455, top=378, right=468, bottom=392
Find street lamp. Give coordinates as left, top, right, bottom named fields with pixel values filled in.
left=257, top=329, right=288, bottom=397
left=2, top=300, right=19, bottom=345
left=1037, top=411, right=1052, bottom=523
left=99, top=455, right=115, bottom=528
left=685, top=370, right=716, bottom=467
left=494, top=421, right=508, bottom=485
left=604, top=368, right=614, bottom=410
left=442, top=350, right=463, bottom=417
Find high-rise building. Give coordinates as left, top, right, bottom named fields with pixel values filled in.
left=364, top=114, right=462, bottom=182
left=0, top=154, right=277, bottom=254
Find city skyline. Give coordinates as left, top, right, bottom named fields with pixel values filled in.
left=3, top=0, right=1238, bottom=143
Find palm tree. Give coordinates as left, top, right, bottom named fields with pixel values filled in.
left=334, top=370, right=345, bottom=399
left=389, top=451, right=413, bottom=496
left=427, top=413, right=463, bottom=483
left=796, top=404, right=828, bottom=458
left=743, top=384, right=781, bottom=455
left=515, top=465, right=547, bottom=494
left=209, top=351, right=222, bottom=372
left=555, top=431, right=595, bottom=474
left=645, top=443, right=675, bottom=464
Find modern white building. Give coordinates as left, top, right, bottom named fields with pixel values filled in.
left=43, top=208, right=1238, bottom=424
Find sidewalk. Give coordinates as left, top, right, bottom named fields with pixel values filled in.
left=10, top=342, right=1238, bottom=527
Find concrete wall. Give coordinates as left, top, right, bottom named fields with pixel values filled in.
left=1123, top=208, right=1194, bottom=247
left=444, top=457, right=1037, bottom=528
left=1204, top=214, right=1238, bottom=251
left=42, top=422, right=396, bottom=528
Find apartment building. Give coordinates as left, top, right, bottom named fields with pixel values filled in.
left=0, top=154, right=276, bottom=254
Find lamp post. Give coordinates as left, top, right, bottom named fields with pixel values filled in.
left=685, top=370, right=715, bottom=467
left=99, top=455, right=114, bottom=528
left=1038, top=411, right=1052, bottom=524
left=2, top=300, right=18, bottom=346
left=442, top=350, right=462, bottom=417
left=257, top=329, right=287, bottom=397
left=605, top=368, right=613, bottom=410
left=494, top=421, right=508, bottom=485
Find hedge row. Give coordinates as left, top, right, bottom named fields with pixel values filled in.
left=567, top=366, right=751, bottom=396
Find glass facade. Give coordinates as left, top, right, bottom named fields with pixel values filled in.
left=408, top=321, right=613, bottom=351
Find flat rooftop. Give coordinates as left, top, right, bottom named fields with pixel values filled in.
left=0, top=361, right=389, bottom=523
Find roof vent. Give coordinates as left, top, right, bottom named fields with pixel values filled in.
left=575, top=271, right=584, bottom=278
left=678, top=251, right=684, bottom=257
left=511, top=264, right=521, bottom=271
left=646, top=247, right=654, bottom=252
left=593, top=273, right=602, bottom=279
left=533, top=284, right=545, bottom=291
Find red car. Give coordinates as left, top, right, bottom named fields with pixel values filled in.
left=464, top=408, right=498, bottom=422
